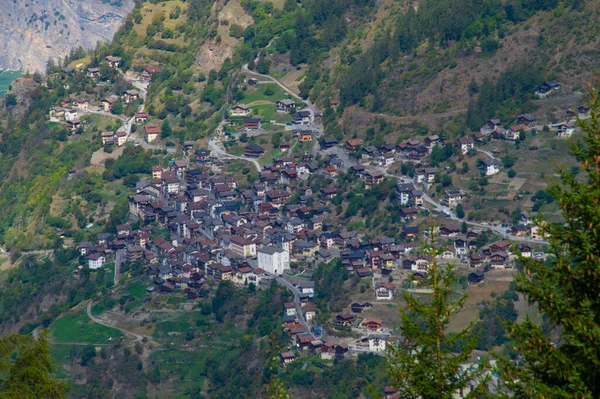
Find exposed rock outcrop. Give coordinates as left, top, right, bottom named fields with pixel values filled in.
left=0, top=0, right=134, bottom=72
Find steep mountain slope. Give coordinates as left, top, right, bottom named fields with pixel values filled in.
left=0, top=0, right=134, bottom=72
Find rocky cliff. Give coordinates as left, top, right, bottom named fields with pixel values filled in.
left=0, top=0, right=134, bottom=72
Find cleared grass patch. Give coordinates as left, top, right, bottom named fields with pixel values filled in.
left=50, top=307, right=122, bottom=344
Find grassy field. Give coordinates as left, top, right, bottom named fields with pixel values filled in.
left=50, top=307, right=123, bottom=344
left=0, top=70, right=22, bottom=95
left=125, top=281, right=149, bottom=298
left=242, top=84, right=292, bottom=104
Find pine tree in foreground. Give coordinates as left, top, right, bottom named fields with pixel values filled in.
left=497, top=84, right=600, bottom=397
left=0, top=332, right=70, bottom=399
left=386, top=228, right=488, bottom=399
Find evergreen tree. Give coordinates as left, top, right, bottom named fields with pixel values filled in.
left=386, top=228, right=488, bottom=398
left=498, top=85, right=600, bottom=397
left=0, top=332, right=70, bottom=399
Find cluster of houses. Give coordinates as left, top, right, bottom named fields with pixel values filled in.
left=227, top=97, right=310, bottom=132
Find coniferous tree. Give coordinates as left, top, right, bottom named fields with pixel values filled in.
left=386, top=228, right=488, bottom=398
left=497, top=84, right=600, bottom=397
left=0, top=332, right=70, bottom=399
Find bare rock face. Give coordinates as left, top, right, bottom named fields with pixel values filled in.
left=0, top=0, right=134, bottom=72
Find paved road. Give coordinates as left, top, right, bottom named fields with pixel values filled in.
left=208, top=138, right=262, bottom=172
left=87, top=300, right=148, bottom=343
left=275, top=274, right=315, bottom=339
left=114, top=249, right=124, bottom=285
left=476, top=148, right=498, bottom=160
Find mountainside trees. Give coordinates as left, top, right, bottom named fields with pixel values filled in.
left=498, top=85, right=600, bottom=396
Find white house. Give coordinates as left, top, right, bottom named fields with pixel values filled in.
left=481, top=159, right=500, bottom=176
left=87, top=253, right=105, bottom=270
left=375, top=282, right=396, bottom=300
left=258, top=245, right=288, bottom=275
left=65, top=110, right=78, bottom=121
left=302, top=304, right=316, bottom=322
left=556, top=123, right=575, bottom=138
left=367, top=334, right=388, bottom=352
left=458, top=136, right=474, bottom=154
left=284, top=302, right=296, bottom=317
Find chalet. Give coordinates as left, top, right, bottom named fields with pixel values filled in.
left=86, top=68, right=101, bottom=78
left=364, top=170, right=384, bottom=188
left=375, top=282, right=396, bottom=300
left=402, top=226, right=419, bottom=239
left=105, top=56, right=121, bottom=68
left=73, top=99, right=89, bottom=109
left=517, top=114, right=536, bottom=126
left=481, top=159, right=500, bottom=176
left=322, top=138, right=339, bottom=148
left=439, top=223, right=461, bottom=237
left=334, top=313, right=356, bottom=328
left=321, top=187, right=337, bottom=200
left=345, top=139, right=364, bottom=151
left=511, top=224, right=529, bottom=236
left=362, top=318, right=383, bottom=333
left=231, top=104, right=251, bottom=117
left=100, top=96, right=118, bottom=112
left=490, top=251, right=509, bottom=269
left=578, top=105, right=591, bottom=118
left=535, top=81, right=560, bottom=98
left=281, top=351, right=296, bottom=365
left=356, top=268, right=371, bottom=278
left=297, top=130, right=313, bottom=142
left=469, top=253, right=488, bottom=267
left=351, top=302, right=372, bottom=313
left=519, top=244, right=533, bottom=258
left=293, top=110, right=311, bottom=125
left=400, top=207, right=419, bottom=220
left=134, top=112, right=149, bottom=124
left=481, top=118, right=501, bottom=134
left=276, top=99, right=295, bottom=112
left=458, top=136, right=474, bottom=154
left=144, top=124, right=160, bottom=143
left=141, top=66, right=162, bottom=81
left=468, top=270, right=485, bottom=284
left=556, top=123, right=575, bottom=138
left=245, top=143, right=265, bottom=158
left=243, top=117, right=261, bottom=130
left=66, top=119, right=81, bottom=131
left=441, top=247, right=456, bottom=259
left=122, top=90, right=140, bottom=104
left=489, top=240, right=511, bottom=253
left=443, top=190, right=464, bottom=208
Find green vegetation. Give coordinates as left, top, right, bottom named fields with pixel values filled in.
left=386, top=231, right=487, bottom=397
left=0, top=70, right=22, bottom=94
left=49, top=308, right=122, bottom=344
left=498, top=89, right=600, bottom=396
left=0, top=332, right=70, bottom=399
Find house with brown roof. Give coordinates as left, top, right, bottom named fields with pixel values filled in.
left=345, top=139, right=363, bottom=151
left=230, top=104, right=251, bottom=117
left=144, top=124, right=160, bottom=143
left=141, top=66, right=162, bottom=81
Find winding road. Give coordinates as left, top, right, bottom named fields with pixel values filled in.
left=208, top=137, right=262, bottom=172
left=87, top=300, right=149, bottom=343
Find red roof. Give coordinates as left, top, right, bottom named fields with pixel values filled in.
left=144, top=124, right=160, bottom=134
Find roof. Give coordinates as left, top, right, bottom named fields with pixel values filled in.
left=144, top=124, right=160, bottom=134
left=258, top=245, right=284, bottom=255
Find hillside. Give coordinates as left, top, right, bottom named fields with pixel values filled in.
left=0, top=0, right=134, bottom=71
left=0, top=0, right=596, bottom=398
